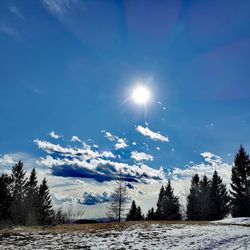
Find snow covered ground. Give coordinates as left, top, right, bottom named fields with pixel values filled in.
left=211, top=217, right=250, bottom=226
left=0, top=222, right=249, bottom=250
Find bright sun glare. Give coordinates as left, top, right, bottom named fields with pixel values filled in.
left=132, top=86, right=151, bottom=104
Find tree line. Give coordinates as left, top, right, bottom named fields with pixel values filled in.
left=0, top=161, right=54, bottom=226
left=126, top=145, right=250, bottom=221
left=1, top=145, right=250, bottom=225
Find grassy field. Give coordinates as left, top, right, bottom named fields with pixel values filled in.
left=0, top=220, right=211, bottom=233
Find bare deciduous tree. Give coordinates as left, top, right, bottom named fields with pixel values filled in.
left=106, top=172, right=129, bottom=222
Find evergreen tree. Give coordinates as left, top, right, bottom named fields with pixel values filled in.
left=186, top=174, right=200, bottom=220
left=156, top=185, right=165, bottom=219
left=39, top=178, right=54, bottom=225
left=0, top=173, right=12, bottom=222
left=10, top=161, right=27, bottom=224
left=146, top=207, right=155, bottom=221
left=25, top=168, right=40, bottom=225
left=126, top=200, right=137, bottom=221
left=199, top=175, right=211, bottom=220
left=106, top=172, right=129, bottom=222
left=230, top=145, right=250, bottom=217
left=156, top=180, right=181, bottom=220
left=209, top=170, right=230, bottom=220
left=135, top=206, right=144, bottom=221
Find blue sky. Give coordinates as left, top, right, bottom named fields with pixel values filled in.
left=1, top=0, right=250, bottom=210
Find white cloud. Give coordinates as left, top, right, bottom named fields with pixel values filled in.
left=99, top=151, right=115, bottom=159
left=34, top=139, right=99, bottom=160
left=114, top=138, right=128, bottom=150
left=132, top=142, right=136, bottom=146
left=102, top=130, right=128, bottom=150
left=49, top=131, right=63, bottom=139
left=71, top=135, right=81, bottom=142
left=136, top=125, right=169, bottom=142
left=156, top=147, right=160, bottom=151
left=51, top=192, right=77, bottom=204
left=39, top=154, right=165, bottom=184
left=0, top=152, right=41, bottom=171
left=164, top=152, right=233, bottom=208
left=0, top=154, right=16, bottom=166
left=79, top=191, right=111, bottom=205
left=131, top=151, right=154, bottom=162
left=104, top=131, right=117, bottom=141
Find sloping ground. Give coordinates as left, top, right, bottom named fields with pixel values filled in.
left=0, top=222, right=249, bottom=250
left=211, top=217, right=250, bottom=226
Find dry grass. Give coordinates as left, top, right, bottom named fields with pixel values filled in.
left=0, top=220, right=210, bottom=234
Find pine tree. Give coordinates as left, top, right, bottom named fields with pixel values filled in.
left=126, top=200, right=137, bottom=221
left=146, top=208, right=155, bottom=220
left=10, top=161, right=27, bottom=225
left=39, top=178, right=54, bottom=225
left=25, top=168, right=40, bottom=225
left=209, top=170, right=230, bottom=220
left=156, top=180, right=181, bottom=220
left=199, top=175, right=211, bottom=220
left=230, top=145, right=250, bottom=217
left=186, top=174, right=200, bottom=220
left=0, top=173, right=12, bottom=222
left=106, top=172, right=129, bottom=222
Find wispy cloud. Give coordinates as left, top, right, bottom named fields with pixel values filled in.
left=205, top=123, right=215, bottom=128
left=8, top=4, right=25, bottom=20
left=131, top=151, right=154, bottom=162
left=0, top=24, right=19, bottom=39
left=0, top=154, right=16, bottom=166
left=136, top=125, right=169, bottom=142
left=42, top=0, right=78, bottom=18
left=49, top=131, right=63, bottom=139
left=71, top=135, right=81, bottom=142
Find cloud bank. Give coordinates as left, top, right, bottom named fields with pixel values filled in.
left=34, top=138, right=165, bottom=183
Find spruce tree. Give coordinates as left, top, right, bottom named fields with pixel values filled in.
left=10, top=161, right=27, bottom=225
left=135, top=206, right=143, bottom=221
left=0, top=173, right=12, bottom=222
left=209, top=170, right=230, bottom=220
left=25, top=168, right=40, bottom=225
left=156, top=185, right=165, bottom=219
left=126, top=200, right=137, bottom=221
left=230, top=145, right=250, bottom=217
left=39, top=178, right=54, bottom=225
left=146, top=208, right=155, bottom=220
left=186, top=174, right=200, bottom=220
left=199, top=175, right=211, bottom=220
left=156, top=180, right=181, bottom=220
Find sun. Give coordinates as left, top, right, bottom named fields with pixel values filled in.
left=132, top=86, right=151, bottom=104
